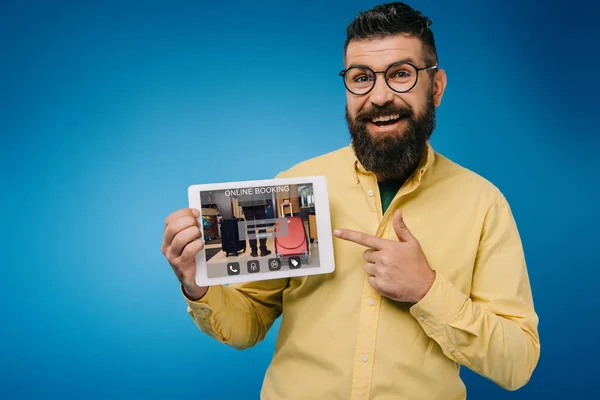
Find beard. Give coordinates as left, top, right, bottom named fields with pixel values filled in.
left=346, top=94, right=436, bottom=181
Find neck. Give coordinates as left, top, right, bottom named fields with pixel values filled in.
left=375, top=173, right=403, bottom=183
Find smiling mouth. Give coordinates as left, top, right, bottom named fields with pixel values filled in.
left=368, top=114, right=407, bottom=127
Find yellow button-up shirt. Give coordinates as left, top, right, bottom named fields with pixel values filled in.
left=184, top=143, right=540, bottom=399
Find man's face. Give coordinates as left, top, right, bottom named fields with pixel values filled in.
left=344, top=34, right=444, bottom=181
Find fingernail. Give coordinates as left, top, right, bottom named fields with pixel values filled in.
left=333, top=229, right=341, bottom=237
left=191, top=208, right=199, bottom=217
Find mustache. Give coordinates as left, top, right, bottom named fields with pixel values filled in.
left=355, top=104, right=414, bottom=121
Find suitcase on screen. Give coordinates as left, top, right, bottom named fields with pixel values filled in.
left=220, top=218, right=246, bottom=257
left=275, top=203, right=309, bottom=262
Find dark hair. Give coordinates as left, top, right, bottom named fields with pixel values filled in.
left=344, top=2, right=438, bottom=67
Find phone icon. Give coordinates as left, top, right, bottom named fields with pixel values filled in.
left=227, top=262, right=240, bottom=275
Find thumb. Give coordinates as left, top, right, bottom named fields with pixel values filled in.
left=393, top=209, right=413, bottom=242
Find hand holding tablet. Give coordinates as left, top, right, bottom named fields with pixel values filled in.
left=161, top=207, right=208, bottom=300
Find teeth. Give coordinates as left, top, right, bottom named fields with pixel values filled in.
left=372, top=114, right=400, bottom=123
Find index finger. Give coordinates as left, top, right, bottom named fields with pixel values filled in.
left=165, top=208, right=199, bottom=228
left=333, top=228, right=386, bottom=250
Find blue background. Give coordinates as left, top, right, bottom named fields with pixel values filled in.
left=1, top=0, right=598, bottom=398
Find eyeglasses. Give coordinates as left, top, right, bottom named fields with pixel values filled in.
left=339, top=61, right=438, bottom=95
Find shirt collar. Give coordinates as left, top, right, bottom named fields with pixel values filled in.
left=350, top=141, right=436, bottom=185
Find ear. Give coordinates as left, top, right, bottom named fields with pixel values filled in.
left=431, top=69, right=447, bottom=107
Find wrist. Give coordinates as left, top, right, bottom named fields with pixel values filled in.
left=416, top=270, right=436, bottom=303
left=183, top=284, right=208, bottom=301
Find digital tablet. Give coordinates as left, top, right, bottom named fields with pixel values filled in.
left=188, top=176, right=335, bottom=287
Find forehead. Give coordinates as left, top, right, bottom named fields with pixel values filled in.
left=345, top=34, right=424, bottom=69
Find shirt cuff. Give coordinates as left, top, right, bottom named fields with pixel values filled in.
left=181, top=285, right=222, bottom=313
left=181, top=285, right=227, bottom=341
left=409, top=270, right=468, bottom=335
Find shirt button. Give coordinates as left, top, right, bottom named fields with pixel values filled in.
left=418, top=315, right=425, bottom=322
left=367, top=190, right=374, bottom=197
left=362, top=355, right=369, bottom=362
left=201, top=307, right=209, bottom=313
left=448, top=347, right=455, bottom=353
left=368, top=299, right=375, bottom=306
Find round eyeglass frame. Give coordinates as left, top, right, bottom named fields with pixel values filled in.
left=338, top=61, right=438, bottom=95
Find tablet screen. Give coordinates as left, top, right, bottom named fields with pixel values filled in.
left=189, top=177, right=334, bottom=285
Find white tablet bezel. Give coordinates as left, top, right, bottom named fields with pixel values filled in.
left=188, top=176, right=334, bottom=287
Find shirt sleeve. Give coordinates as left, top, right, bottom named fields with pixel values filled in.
left=409, top=194, right=541, bottom=391
left=183, top=277, right=289, bottom=350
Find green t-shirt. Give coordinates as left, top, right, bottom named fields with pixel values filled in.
left=378, top=180, right=404, bottom=213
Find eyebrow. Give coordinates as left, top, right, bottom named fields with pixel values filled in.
left=347, top=57, right=418, bottom=70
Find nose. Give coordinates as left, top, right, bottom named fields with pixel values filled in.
left=368, top=74, right=394, bottom=106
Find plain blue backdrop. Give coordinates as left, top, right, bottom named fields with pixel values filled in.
left=1, top=0, right=598, bottom=398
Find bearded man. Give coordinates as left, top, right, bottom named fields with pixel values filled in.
left=161, top=2, right=540, bottom=399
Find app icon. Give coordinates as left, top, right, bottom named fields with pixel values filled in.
left=247, top=260, right=260, bottom=273
left=289, top=256, right=301, bottom=269
left=268, top=258, right=281, bottom=271
left=227, top=262, right=240, bottom=275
